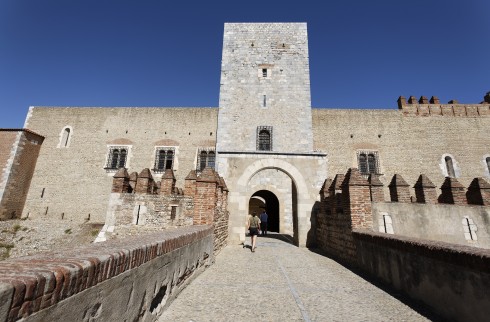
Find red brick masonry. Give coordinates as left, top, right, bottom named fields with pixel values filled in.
left=0, top=225, right=213, bottom=321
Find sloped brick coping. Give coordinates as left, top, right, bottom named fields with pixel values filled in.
left=352, top=229, right=490, bottom=271
left=0, top=225, right=213, bottom=321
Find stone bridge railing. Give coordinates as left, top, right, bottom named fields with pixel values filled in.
left=0, top=225, right=213, bottom=322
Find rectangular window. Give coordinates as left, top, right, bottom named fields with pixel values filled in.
left=263, top=95, right=267, bottom=107
left=357, top=150, right=380, bottom=175
left=154, top=147, right=176, bottom=173
left=262, top=68, right=267, bottom=77
left=257, top=126, right=273, bottom=151
left=106, top=146, right=129, bottom=170
left=170, top=206, right=177, bottom=220
left=196, top=147, right=216, bottom=171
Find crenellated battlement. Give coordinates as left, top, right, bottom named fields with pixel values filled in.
left=397, top=92, right=490, bottom=117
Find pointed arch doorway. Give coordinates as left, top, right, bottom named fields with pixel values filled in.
left=248, top=190, right=279, bottom=233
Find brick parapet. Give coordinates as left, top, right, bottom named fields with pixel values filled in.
left=160, top=169, right=176, bottom=195
left=388, top=174, right=411, bottom=203
left=134, top=168, right=155, bottom=194
left=111, top=168, right=130, bottom=193
left=439, top=177, right=467, bottom=205
left=413, top=174, right=437, bottom=204
left=368, top=174, right=384, bottom=202
left=399, top=103, right=490, bottom=117
left=0, top=225, right=213, bottom=321
left=194, top=168, right=218, bottom=225
left=466, top=177, right=490, bottom=206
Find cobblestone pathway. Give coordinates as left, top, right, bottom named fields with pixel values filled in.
left=159, top=234, right=430, bottom=322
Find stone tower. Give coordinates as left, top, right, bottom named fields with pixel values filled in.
left=216, top=23, right=326, bottom=247
left=216, top=23, right=313, bottom=153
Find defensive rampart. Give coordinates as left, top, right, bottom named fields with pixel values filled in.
left=0, top=225, right=213, bottom=322
left=315, top=168, right=490, bottom=321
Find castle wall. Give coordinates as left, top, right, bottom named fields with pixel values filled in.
left=23, top=107, right=217, bottom=223
left=312, top=108, right=490, bottom=196
left=372, top=202, right=490, bottom=247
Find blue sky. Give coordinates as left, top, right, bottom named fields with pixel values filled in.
left=1, top=0, right=489, bottom=128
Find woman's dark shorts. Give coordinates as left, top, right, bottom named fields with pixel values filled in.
left=249, top=228, right=259, bottom=236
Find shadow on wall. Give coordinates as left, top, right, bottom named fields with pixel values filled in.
left=306, top=201, right=321, bottom=248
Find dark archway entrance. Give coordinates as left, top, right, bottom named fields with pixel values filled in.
left=249, top=190, right=279, bottom=232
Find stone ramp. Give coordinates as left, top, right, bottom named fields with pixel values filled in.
left=159, top=235, right=430, bottom=322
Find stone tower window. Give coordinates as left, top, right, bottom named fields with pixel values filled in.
left=262, top=68, right=268, bottom=77
left=154, top=147, right=175, bottom=173
left=445, top=156, right=455, bottom=178
left=486, top=157, right=490, bottom=173
left=257, top=126, right=273, bottom=151
left=197, top=148, right=215, bottom=171
left=106, top=146, right=128, bottom=170
left=357, top=151, right=379, bottom=175
left=58, top=126, right=73, bottom=148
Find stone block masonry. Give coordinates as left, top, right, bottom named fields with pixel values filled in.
left=0, top=225, right=214, bottom=322
left=22, top=107, right=217, bottom=223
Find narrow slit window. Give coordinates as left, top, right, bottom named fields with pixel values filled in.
left=263, top=95, right=267, bottom=107
left=445, top=156, right=455, bottom=177
left=61, top=128, right=70, bottom=147
left=486, top=157, right=490, bottom=173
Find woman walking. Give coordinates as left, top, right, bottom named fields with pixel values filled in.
left=247, top=212, right=260, bottom=252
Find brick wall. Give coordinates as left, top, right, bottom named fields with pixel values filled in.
left=0, top=130, right=44, bottom=220
left=0, top=225, right=213, bottom=322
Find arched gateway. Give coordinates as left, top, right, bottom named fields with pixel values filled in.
left=217, top=157, right=326, bottom=246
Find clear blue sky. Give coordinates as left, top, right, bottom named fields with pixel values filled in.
left=1, top=0, right=489, bottom=128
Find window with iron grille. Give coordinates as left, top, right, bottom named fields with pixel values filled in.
left=153, top=147, right=175, bottom=173
left=106, top=146, right=128, bottom=170
left=357, top=151, right=379, bottom=175
left=197, top=148, right=216, bottom=171
left=257, top=126, right=272, bottom=151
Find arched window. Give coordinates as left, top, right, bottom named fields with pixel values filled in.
left=118, top=149, right=127, bottom=168
left=358, top=154, right=367, bottom=173
left=257, top=126, right=273, bottom=151
left=110, top=150, right=119, bottom=169
left=445, top=156, right=455, bottom=178
left=367, top=154, right=376, bottom=174
left=207, top=151, right=215, bottom=169
left=59, top=126, right=72, bottom=148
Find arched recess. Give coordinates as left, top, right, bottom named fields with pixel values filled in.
left=237, top=159, right=309, bottom=245
left=249, top=190, right=280, bottom=232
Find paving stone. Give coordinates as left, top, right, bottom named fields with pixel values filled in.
left=159, top=235, right=429, bottom=322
